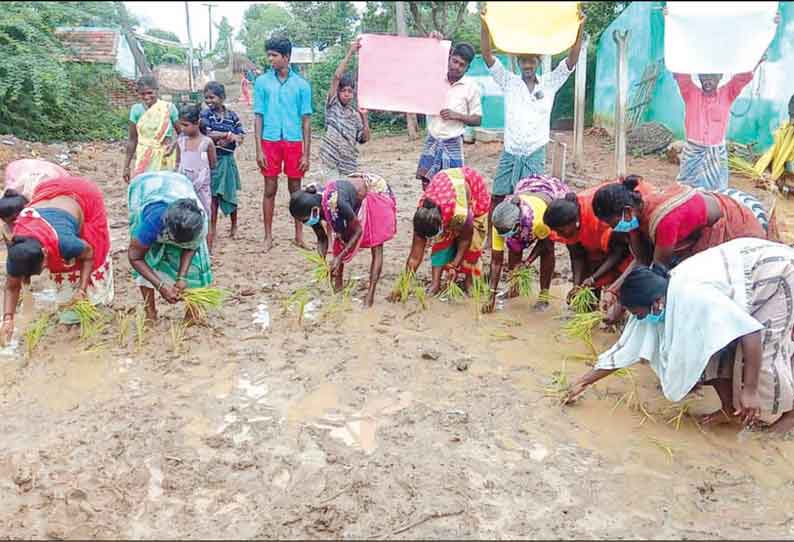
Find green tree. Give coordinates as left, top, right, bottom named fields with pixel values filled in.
left=238, top=3, right=292, bottom=63
left=285, top=1, right=358, bottom=51
left=209, top=17, right=234, bottom=64
left=142, top=28, right=186, bottom=66
left=0, top=2, right=127, bottom=140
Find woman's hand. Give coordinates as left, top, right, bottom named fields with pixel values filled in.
left=159, top=285, right=179, bottom=304
left=735, top=387, right=762, bottom=426
left=561, top=380, right=589, bottom=405
left=174, top=279, right=187, bottom=296
left=164, top=141, right=177, bottom=157
left=123, top=165, right=131, bottom=184
left=387, top=289, right=401, bottom=303
left=600, top=289, right=618, bottom=315
left=581, top=276, right=596, bottom=289
left=72, top=289, right=88, bottom=303
left=1, top=317, right=13, bottom=345
left=330, top=256, right=342, bottom=273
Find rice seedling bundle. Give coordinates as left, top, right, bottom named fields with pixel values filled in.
left=181, top=287, right=225, bottom=321
left=135, top=306, right=147, bottom=351
left=115, top=310, right=133, bottom=348
left=728, top=154, right=761, bottom=180
left=170, top=320, right=187, bottom=354
left=392, top=269, right=416, bottom=303
left=301, top=249, right=331, bottom=287
left=570, top=286, right=599, bottom=314
left=441, top=280, right=465, bottom=303
left=70, top=299, right=104, bottom=341
left=508, top=266, right=536, bottom=299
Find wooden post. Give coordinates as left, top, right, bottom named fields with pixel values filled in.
left=573, top=34, right=589, bottom=169
left=613, top=30, right=629, bottom=178
left=185, top=1, right=195, bottom=92
left=396, top=1, right=419, bottom=139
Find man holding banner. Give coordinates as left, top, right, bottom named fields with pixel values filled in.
left=480, top=4, right=585, bottom=218
left=415, top=38, right=483, bottom=190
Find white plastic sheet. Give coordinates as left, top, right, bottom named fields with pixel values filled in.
left=664, top=1, right=778, bottom=74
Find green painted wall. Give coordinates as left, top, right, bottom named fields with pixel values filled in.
left=594, top=1, right=794, bottom=151
left=466, top=54, right=519, bottom=130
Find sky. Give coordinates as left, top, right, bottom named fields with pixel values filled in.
left=125, top=1, right=367, bottom=53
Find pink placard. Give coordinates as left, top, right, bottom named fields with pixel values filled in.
left=357, top=33, right=451, bottom=116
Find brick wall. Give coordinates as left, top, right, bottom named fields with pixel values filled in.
left=109, top=77, right=139, bottom=109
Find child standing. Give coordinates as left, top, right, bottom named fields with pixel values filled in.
left=201, top=82, right=245, bottom=245
left=176, top=104, right=217, bottom=248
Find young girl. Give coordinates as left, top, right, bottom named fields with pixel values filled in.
left=201, top=82, right=245, bottom=245
left=319, top=37, right=370, bottom=178
left=175, top=104, right=217, bottom=248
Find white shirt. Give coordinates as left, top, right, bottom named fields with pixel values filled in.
left=488, top=59, right=574, bottom=156
left=427, top=76, right=482, bottom=140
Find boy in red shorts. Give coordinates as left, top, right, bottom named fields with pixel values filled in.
left=254, top=36, right=313, bottom=251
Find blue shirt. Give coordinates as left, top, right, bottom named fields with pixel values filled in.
left=200, top=107, right=244, bottom=154
left=253, top=68, right=312, bottom=142
left=132, top=202, right=169, bottom=246
left=37, top=208, right=86, bottom=259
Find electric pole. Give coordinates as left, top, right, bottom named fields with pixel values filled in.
left=203, top=3, right=217, bottom=51
left=185, top=1, right=195, bottom=91
left=395, top=1, right=419, bottom=139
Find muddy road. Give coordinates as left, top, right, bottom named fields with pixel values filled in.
left=2, top=102, right=794, bottom=539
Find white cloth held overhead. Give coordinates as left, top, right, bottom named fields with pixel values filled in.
left=664, top=1, right=778, bottom=74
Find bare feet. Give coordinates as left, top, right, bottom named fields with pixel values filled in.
left=145, top=307, right=158, bottom=323
left=533, top=300, right=551, bottom=312
left=264, top=237, right=274, bottom=252
left=292, top=239, right=310, bottom=250
left=230, top=224, right=238, bottom=239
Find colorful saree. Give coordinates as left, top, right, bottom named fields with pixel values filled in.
left=422, top=167, right=491, bottom=277
left=322, top=173, right=397, bottom=264
left=128, top=171, right=212, bottom=288
left=132, top=100, right=177, bottom=177
left=12, top=177, right=114, bottom=305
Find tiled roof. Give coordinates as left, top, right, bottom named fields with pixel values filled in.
left=55, top=27, right=119, bottom=64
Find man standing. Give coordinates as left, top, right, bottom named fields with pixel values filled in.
left=254, top=36, right=312, bottom=252
left=480, top=8, right=585, bottom=213
left=673, top=70, right=760, bottom=190
left=416, top=40, right=482, bottom=190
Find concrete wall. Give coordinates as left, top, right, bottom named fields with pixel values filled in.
left=594, top=1, right=794, bottom=150
left=115, top=33, right=138, bottom=79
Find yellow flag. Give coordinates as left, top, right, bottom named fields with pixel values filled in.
left=483, top=2, right=581, bottom=55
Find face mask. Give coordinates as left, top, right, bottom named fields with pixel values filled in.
left=613, top=210, right=639, bottom=233
left=644, top=307, right=665, bottom=324
left=499, top=225, right=519, bottom=239
left=305, top=208, right=321, bottom=227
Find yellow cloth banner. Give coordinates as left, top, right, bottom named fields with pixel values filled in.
left=483, top=1, right=580, bottom=55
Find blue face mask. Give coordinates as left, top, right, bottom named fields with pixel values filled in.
left=499, top=225, right=519, bottom=239
left=305, top=208, right=321, bottom=227
left=613, top=211, right=639, bottom=233
left=644, top=307, right=665, bottom=324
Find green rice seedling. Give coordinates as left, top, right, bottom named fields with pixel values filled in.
left=392, top=269, right=416, bottom=303
left=182, top=287, right=225, bottom=321
left=664, top=401, right=693, bottom=431
left=413, top=285, right=428, bottom=310
left=562, top=310, right=602, bottom=356
left=508, top=266, right=536, bottom=299
left=24, top=314, right=51, bottom=358
left=441, top=280, right=465, bottom=303
left=115, top=310, right=133, bottom=348
left=613, top=368, right=656, bottom=425
left=135, top=306, right=147, bottom=351
left=169, top=320, right=187, bottom=354
left=489, top=330, right=517, bottom=342
left=543, top=360, right=569, bottom=399
left=537, top=289, right=555, bottom=305
left=285, top=288, right=311, bottom=326
left=301, top=249, right=331, bottom=287
left=570, top=286, right=599, bottom=314
left=646, top=436, right=679, bottom=464
left=69, top=299, right=103, bottom=341
left=322, top=280, right=359, bottom=322
left=470, top=275, right=491, bottom=320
